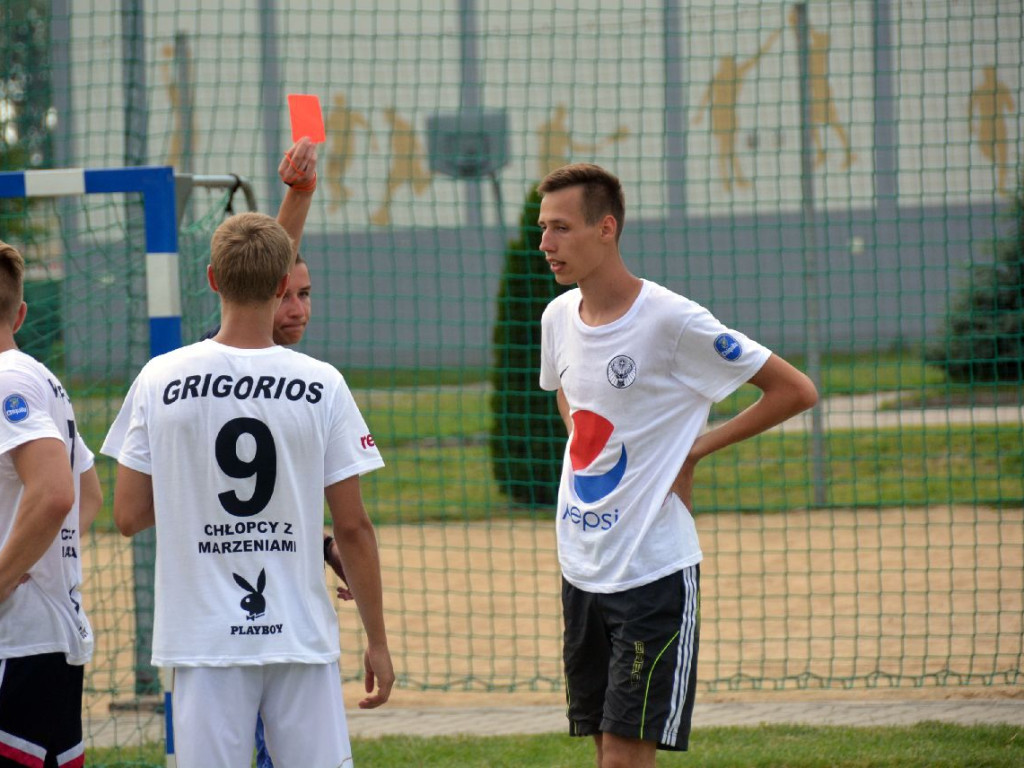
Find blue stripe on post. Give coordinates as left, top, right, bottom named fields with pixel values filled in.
left=149, top=316, right=182, bottom=358
left=82, top=166, right=148, bottom=194
left=0, top=172, right=28, bottom=198
left=164, top=691, right=175, bottom=759
left=141, top=168, right=178, bottom=255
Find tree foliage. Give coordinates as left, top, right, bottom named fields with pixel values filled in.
left=927, top=191, right=1024, bottom=383
left=490, top=186, right=569, bottom=506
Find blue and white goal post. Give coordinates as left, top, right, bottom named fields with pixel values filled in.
left=0, top=165, right=183, bottom=356
left=0, top=165, right=180, bottom=766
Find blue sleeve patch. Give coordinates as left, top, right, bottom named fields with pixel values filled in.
left=3, top=394, right=29, bottom=423
left=714, top=334, right=743, bottom=361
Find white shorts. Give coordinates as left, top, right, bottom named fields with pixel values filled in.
left=170, top=662, right=351, bottom=768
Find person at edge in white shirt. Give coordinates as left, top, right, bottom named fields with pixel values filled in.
left=0, top=239, right=103, bottom=768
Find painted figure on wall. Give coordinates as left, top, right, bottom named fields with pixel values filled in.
left=326, top=92, right=377, bottom=210
left=787, top=6, right=856, bottom=170
left=159, top=40, right=197, bottom=171
left=691, top=29, right=780, bottom=193
left=535, top=104, right=629, bottom=180
left=969, top=65, right=1016, bottom=195
left=370, top=108, right=433, bottom=227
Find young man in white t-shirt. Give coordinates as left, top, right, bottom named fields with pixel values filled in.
left=103, top=212, right=394, bottom=768
left=537, top=164, right=818, bottom=768
left=0, top=240, right=103, bottom=768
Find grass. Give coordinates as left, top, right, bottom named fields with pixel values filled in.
left=354, top=352, right=1022, bottom=523
left=695, top=424, right=1024, bottom=512
left=711, top=351, right=948, bottom=419
left=86, top=723, right=1024, bottom=767
left=80, top=352, right=1023, bottom=530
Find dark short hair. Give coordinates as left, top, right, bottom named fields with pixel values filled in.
left=538, top=163, right=625, bottom=241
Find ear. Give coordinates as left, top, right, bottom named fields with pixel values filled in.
left=274, top=272, right=290, bottom=300
left=11, top=301, right=27, bottom=335
left=600, top=213, right=618, bottom=242
left=207, top=265, right=219, bottom=293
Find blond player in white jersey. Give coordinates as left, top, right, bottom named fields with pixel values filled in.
left=0, top=240, right=103, bottom=768
left=103, top=212, right=393, bottom=767
left=537, top=164, right=818, bottom=768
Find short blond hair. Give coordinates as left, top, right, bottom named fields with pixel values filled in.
left=209, top=212, right=294, bottom=303
left=0, top=240, right=26, bottom=324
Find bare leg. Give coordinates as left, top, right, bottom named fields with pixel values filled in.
left=597, top=732, right=657, bottom=768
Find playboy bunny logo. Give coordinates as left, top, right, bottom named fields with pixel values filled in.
left=232, top=569, right=267, bottom=621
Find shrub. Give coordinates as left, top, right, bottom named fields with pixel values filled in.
left=927, top=191, right=1024, bottom=383
left=490, top=186, right=569, bottom=506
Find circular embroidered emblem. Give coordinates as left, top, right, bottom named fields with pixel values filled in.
left=3, top=394, right=29, bottom=423
left=714, top=333, right=743, bottom=361
left=606, top=355, right=637, bottom=389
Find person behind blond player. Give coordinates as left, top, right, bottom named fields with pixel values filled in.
left=537, top=163, right=817, bottom=768
left=0, top=239, right=103, bottom=768
left=103, top=212, right=393, bottom=767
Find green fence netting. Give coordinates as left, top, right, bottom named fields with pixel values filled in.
left=0, top=0, right=1021, bottom=759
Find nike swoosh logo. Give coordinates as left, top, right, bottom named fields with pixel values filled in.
left=559, top=366, right=570, bottom=379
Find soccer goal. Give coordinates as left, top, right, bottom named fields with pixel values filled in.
left=0, top=165, right=256, bottom=764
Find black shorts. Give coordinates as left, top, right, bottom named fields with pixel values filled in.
left=0, top=653, right=85, bottom=768
left=562, top=565, right=700, bottom=751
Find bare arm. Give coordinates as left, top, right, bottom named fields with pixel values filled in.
left=112, top=464, right=155, bottom=537
left=326, top=475, right=394, bottom=709
left=555, top=387, right=572, bottom=435
left=671, top=354, right=818, bottom=509
left=0, top=438, right=75, bottom=603
left=276, top=137, right=318, bottom=257
left=324, top=536, right=353, bottom=601
left=78, top=465, right=103, bottom=532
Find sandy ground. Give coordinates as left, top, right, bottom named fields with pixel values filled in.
left=80, top=504, right=1023, bottom=722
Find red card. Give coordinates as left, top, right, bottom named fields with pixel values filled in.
left=287, top=94, right=326, bottom=143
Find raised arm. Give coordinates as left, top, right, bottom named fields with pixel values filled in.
left=277, top=137, right=319, bottom=257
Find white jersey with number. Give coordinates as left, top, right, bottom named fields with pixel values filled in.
left=540, top=280, right=771, bottom=593
left=101, top=340, right=383, bottom=667
left=0, top=349, right=95, bottom=664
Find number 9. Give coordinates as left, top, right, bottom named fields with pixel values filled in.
left=215, top=417, right=277, bottom=517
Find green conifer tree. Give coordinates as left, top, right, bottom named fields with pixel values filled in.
left=490, top=186, right=569, bottom=506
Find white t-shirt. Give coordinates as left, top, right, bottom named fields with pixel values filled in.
left=101, top=340, right=383, bottom=667
left=0, top=349, right=95, bottom=664
left=540, top=280, right=770, bottom=593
